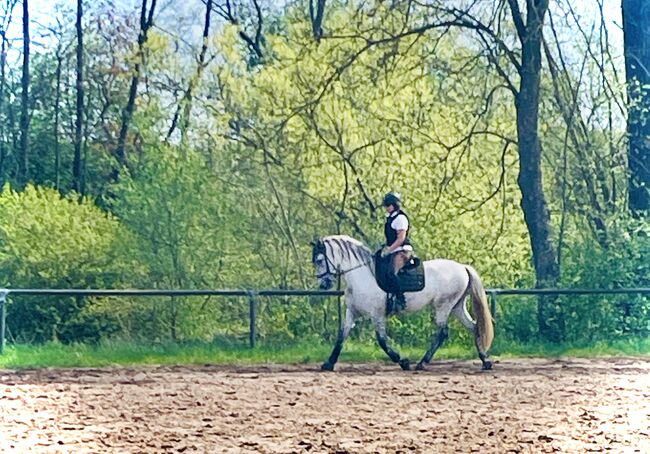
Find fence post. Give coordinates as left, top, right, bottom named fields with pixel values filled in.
left=248, top=291, right=257, bottom=349
left=0, top=289, right=8, bottom=355
left=488, top=291, right=497, bottom=325
left=336, top=276, right=342, bottom=335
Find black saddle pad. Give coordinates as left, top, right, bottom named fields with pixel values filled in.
left=373, top=251, right=426, bottom=293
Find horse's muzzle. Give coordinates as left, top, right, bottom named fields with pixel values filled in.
left=319, top=277, right=334, bottom=290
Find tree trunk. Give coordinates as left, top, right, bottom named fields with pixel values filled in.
left=510, top=0, right=560, bottom=339
left=167, top=0, right=212, bottom=146
left=73, top=0, right=84, bottom=194
left=81, top=88, right=92, bottom=195
left=0, top=31, right=7, bottom=180
left=18, top=0, right=29, bottom=187
left=309, top=0, right=326, bottom=41
left=114, top=0, right=157, bottom=176
left=622, top=0, right=650, bottom=213
left=54, top=50, right=62, bottom=191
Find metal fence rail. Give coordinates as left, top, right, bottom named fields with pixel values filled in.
left=0, top=288, right=344, bottom=354
left=486, top=288, right=650, bottom=324
left=1, top=287, right=650, bottom=354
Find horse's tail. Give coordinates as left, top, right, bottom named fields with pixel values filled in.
left=465, top=266, right=494, bottom=353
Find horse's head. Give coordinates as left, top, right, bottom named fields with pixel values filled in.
left=311, top=239, right=335, bottom=290
left=312, top=235, right=372, bottom=289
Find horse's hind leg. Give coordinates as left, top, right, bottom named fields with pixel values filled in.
left=453, top=300, right=492, bottom=370
left=374, top=317, right=410, bottom=371
left=321, top=307, right=356, bottom=371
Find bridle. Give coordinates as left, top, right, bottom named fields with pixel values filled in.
left=314, top=242, right=372, bottom=279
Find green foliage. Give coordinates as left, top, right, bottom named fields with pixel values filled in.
left=556, top=218, right=650, bottom=341
left=0, top=0, right=645, bottom=351
left=496, top=217, right=650, bottom=344
left=0, top=185, right=140, bottom=342
left=212, top=5, right=532, bottom=287
left=109, top=146, right=240, bottom=340
left=114, top=148, right=230, bottom=288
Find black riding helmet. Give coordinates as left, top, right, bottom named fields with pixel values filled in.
left=382, top=192, right=402, bottom=208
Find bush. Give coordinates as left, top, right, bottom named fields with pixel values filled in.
left=0, top=185, right=141, bottom=343
left=551, top=218, right=650, bottom=341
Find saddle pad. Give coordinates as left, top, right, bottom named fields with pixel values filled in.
left=398, top=259, right=425, bottom=292
left=374, top=251, right=426, bottom=293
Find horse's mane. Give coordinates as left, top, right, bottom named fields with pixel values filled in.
left=321, top=235, right=373, bottom=266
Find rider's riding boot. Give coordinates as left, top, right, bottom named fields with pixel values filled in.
left=395, top=292, right=406, bottom=310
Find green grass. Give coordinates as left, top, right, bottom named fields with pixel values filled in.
left=491, top=337, right=650, bottom=359
left=0, top=341, right=476, bottom=369
left=0, top=337, right=649, bottom=369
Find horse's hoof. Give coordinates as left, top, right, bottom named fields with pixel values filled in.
left=482, top=360, right=493, bottom=371
left=415, top=362, right=426, bottom=371
left=321, top=362, right=335, bottom=372
left=399, top=358, right=411, bottom=371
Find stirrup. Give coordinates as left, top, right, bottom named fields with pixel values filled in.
left=386, top=294, right=405, bottom=315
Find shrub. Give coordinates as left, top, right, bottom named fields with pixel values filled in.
left=0, top=185, right=142, bottom=343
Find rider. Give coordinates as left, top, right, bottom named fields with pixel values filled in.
left=380, top=192, right=413, bottom=310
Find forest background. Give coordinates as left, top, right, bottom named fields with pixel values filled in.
left=0, top=0, right=648, bottom=360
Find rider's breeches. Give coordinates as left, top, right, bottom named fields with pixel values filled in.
left=389, top=251, right=412, bottom=293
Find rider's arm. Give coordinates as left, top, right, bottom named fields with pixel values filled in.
left=388, top=230, right=407, bottom=253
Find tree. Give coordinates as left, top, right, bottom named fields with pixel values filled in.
left=113, top=147, right=234, bottom=340
left=301, top=1, right=560, bottom=294
left=0, top=0, right=17, bottom=180
left=212, top=0, right=265, bottom=62
left=506, top=1, right=558, bottom=283
left=275, top=0, right=564, bottom=337
left=114, top=0, right=157, bottom=175
left=309, top=0, right=326, bottom=41
left=52, top=17, right=64, bottom=191
left=73, top=0, right=84, bottom=193
left=507, top=0, right=562, bottom=339
left=622, top=0, right=650, bottom=213
left=167, top=0, right=213, bottom=146
left=18, top=0, right=29, bottom=186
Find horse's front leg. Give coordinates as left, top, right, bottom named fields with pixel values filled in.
left=321, top=307, right=356, bottom=371
left=374, top=317, right=410, bottom=371
left=415, top=324, right=448, bottom=371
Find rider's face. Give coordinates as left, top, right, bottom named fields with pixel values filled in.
left=384, top=204, right=395, bottom=214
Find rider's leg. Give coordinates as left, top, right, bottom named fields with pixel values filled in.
left=391, top=251, right=411, bottom=307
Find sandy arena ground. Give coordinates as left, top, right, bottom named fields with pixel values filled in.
left=1, top=358, right=649, bottom=453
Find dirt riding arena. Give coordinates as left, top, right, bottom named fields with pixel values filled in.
left=1, top=358, right=649, bottom=453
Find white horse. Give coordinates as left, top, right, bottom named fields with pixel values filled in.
left=311, top=235, right=494, bottom=371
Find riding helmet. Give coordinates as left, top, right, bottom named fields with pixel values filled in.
left=382, top=192, right=402, bottom=208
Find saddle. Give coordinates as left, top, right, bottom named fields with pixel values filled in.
left=373, top=250, right=426, bottom=294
